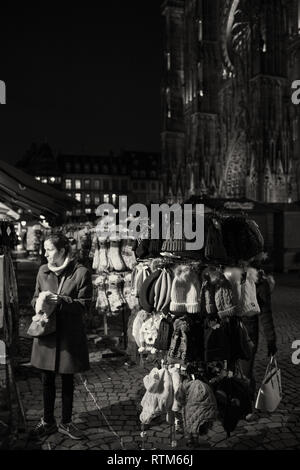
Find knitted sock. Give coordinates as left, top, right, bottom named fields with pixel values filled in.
left=108, top=237, right=126, bottom=272
left=94, top=274, right=111, bottom=315
left=106, top=273, right=126, bottom=316
left=121, top=238, right=137, bottom=271
left=92, top=248, right=100, bottom=271
left=98, top=238, right=109, bottom=272
left=123, top=272, right=138, bottom=310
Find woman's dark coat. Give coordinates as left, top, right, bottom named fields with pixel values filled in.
left=30, top=260, right=92, bottom=374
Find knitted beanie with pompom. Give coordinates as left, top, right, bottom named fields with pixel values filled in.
left=170, top=265, right=201, bottom=313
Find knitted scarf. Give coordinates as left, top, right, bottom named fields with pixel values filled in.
left=48, top=256, right=72, bottom=276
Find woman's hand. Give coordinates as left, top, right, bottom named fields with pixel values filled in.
left=46, top=293, right=62, bottom=305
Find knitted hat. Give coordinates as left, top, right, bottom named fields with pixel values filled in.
left=132, top=309, right=150, bottom=348
left=153, top=314, right=174, bottom=351
left=35, top=291, right=56, bottom=316
left=170, top=265, right=201, bottom=314
left=154, top=268, right=173, bottom=313
left=139, top=270, right=162, bottom=313
left=214, top=276, right=237, bottom=319
left=205, top=218, right=228, bottom=262
left=140, top=367, right=174, bottom=424
left=239, top=274, right=260, bottom=317
left=161, top=217, right=186, bottom=253
left=223, top=267, right=242, bottom=307
left=204, top=321, right=230, bottom=362
left=132, top=264, right=151, bottom=297
left=135, top=238, right=150, bottom=259
left=222, top=217, right=264, bottom=262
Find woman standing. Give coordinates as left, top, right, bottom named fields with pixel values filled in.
left=30, top=233, right=92, bottom=440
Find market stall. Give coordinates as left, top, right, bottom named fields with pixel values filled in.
left=126, top=208, right=266, bottom=447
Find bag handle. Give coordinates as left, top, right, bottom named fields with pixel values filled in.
left=263, top=355, right=278, bottom=381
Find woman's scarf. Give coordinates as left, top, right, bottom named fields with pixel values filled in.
left=48, top=256, right=72, bottom=277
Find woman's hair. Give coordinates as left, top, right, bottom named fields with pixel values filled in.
left=45, top=233, right=70, bottom=256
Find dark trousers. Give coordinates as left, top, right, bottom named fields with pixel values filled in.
left=42, top=370, right=74, bottom=424
left=239, top=315, right=259, bottom=400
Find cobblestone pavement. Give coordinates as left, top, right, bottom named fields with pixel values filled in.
left=11, top=275, right=300, bottom=450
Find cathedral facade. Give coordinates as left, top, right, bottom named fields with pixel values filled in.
left=161, top=0, right=300, bottom=203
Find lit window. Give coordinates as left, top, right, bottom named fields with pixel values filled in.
left=35, top=176, right=41, bottom=181
left=94, top=195, right=100, bottom=205
left=94, top=179, right=100, bottom=190
left=75, top=179, right=81, bottom=189
left=66, top=211, right=72, bottom=217
left=75, top=193, right=81, bottom=202
left=85, top=208, right=92, bottom=214
left=42, top=178, right=48, bottom=184
left=65, top=179, right=72, bottom=190
left=198, top=19, right=203, bottom=41
left=84, top=179, right=91, bottom=189
left=49, top=177, right=56, bottom=183
left=76, top=209, right=82, bottom=216
left=103, top=194, right=110, bottom=203
left=166, top=87, right=171, bottom=116
left=57, top=177, right=62, bottom=184
left=167, top=52, right=171, bottom=70
left=85, top=194, right=91, bottom=205
left=112, top=194, right=117, bottom=205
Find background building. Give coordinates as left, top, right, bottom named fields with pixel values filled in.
left=16, top=145, right=161, bottom=219
left=161, top=0, right=300, bottom=203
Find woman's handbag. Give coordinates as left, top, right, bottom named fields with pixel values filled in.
left=27, top=275, right=66, bottom=338
left=255, top=356, right=282, bottom=412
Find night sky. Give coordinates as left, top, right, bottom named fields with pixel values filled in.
left=0, top=3, right=164, bottom=164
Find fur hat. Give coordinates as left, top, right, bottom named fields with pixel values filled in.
left=170, top=265, right=201, bottom=314
left=140, top=367, right=173, bottom=424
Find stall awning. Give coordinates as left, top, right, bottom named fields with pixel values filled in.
left=0, top=158, right=76, bottom=219
left=184, top=196, right=271, bottom=213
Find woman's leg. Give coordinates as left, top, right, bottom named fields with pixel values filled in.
left=240, top=316, right=259, bottom=412
left=61, top=373, right=74, bottom=424
left=41, top=370, right=56, bottom=424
